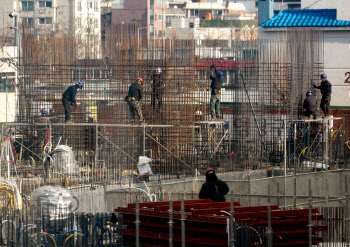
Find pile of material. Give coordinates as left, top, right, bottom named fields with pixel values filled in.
left=115, top=199, right=327, bottom=246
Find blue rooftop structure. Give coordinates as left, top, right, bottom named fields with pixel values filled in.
left=261, top=9, right=350, bottom=28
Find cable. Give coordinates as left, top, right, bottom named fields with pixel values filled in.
left=58, top=230, right=81, bottom=245
left=72, top=196, right=79, bottom=210
left=28, top=156, right=35, bottom=166
left=31, top=232, right=58, bottom=247
left=119, top=175, right=144, bottom=194
left=92, top=215, right=111, bottom=247
left=98, top=228, right=113, bottom=246
left=346, top=141, right=350, bottom=150
left=63, top=233, right=84, bottom=247
left=299, top=147, right=308, bottom=158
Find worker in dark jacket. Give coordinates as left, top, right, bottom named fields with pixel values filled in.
left=62, top=81, right=83, bottom=124
left=303, top=90, right=317, bottom=119
left=151, top=67, right=164, bottom=110
left=126, top=77, right=144, bottom=124
left=314, top=73, right=332, bottom=118
left=199, top=168, right=229, bottom=202
left=209, top=64, right=223, bottom=121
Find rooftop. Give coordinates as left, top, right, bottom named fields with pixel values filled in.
left=261, top=9, right=350, bottom=28
left=166, top=7, right=185, bottom=16
left=184, top=2, right=245, bottom=11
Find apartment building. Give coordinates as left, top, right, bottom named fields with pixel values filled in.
left=1, top=1, right=101, bottom=42
left=111, top=0, right=166, bottom=40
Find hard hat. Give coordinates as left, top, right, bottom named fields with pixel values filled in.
left=216, top=71, right=223, bottom=78
left=156, top=67, right=162, bottom=74
left=42, top=110, right=48, bottom=117
left=205, top=168, right=214, bottom=174
left=137, top=77, right=144, bottom=85
left=76, top=81, right=84, bottom=89
left=195, top=111, right=203, bottom=115
left=306, top=90, right=312, bottom=96
left=320, top=73, right=327, bottom=79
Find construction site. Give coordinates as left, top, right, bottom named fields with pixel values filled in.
left=0, top=25, right=350, bottom=246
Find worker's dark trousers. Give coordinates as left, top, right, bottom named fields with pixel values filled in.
left=151, top=89, right=163, bottom=109
left=62, top=97, right=72, bottom=121
left=303, top=110, right=317, bottom=119
left=210, top=92, right=221, bottom=118
left=320, top=96, right=331, bottom=116
left=128, top=100, right=144, bottom=122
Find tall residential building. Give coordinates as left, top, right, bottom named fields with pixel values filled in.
left=0, top=0, right=101, bottom=58
left=111, top=0, right=166, bottom=41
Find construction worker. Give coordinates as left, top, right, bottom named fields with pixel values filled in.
left=314, top=73, right=332, bottom=118
left=303, top=90, right=317, bottom=119
left=199, top=168, right=229, bottom=202
left=62, top=81, right=83, bottom=124
left=151, top=67, right=164, bottom=110
left=209, top=64, right=223, bottom=121
left=126, top=77, right=144, bottom=124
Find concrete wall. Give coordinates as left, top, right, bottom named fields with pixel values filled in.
left=0, top=93, right=16, bottom=122
left=0, top=0, right=14, bottom=39
left=323, top=30, right=350, bottom=107
left=301, top=0, right=350, bottom=20
left=71, top=169, right=350, bottom=212
left=258, top=28, right=350, bottom=108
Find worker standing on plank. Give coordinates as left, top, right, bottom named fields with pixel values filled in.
left=126, top=77, right=145, bottom=124
left=209, top=64, right=223, bottom=121
left=199, top=168, right=229, bottom=202
left=303, top=90, right=317, bottom=119
left=151, top=67, right=164, bottom=110
left=62, top=81, right=83, bottom=124
left=313, top=73, right=332, bottom=118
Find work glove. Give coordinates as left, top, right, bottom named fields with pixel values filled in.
left=313, top=84, right=317, bottom=88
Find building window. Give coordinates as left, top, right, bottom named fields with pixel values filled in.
left=39, top=1, right=52, bottom=8
left=78, top=2, right=82, bottom=11
left=288, top=3, right=301, bottom=9
left=94, top=2, right=98, bottom=11
left=39, top=17, right=52, bottom=24
left=158, top=14, right=162, bottom=21
left=0, top=73, right=15, bottom=92
left=89, top=2, right=93, bottom=9
left=113, top=0, right=124, bottom=9
left=213, top=10, right=223, bottom=19
left=22, top=1, right=34, bottom=11
left=77, top=18, right=81, bottom=28
left=22, top=18, right=34, bottom=27
left=150, top=9, right=154, bottom=21
left=190, top=9, right=199, bottom=17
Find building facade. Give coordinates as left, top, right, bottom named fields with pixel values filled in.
left=111, top=0, right=166, bottom=41
left=1, top=0, right=101, bottom=57
left=259, top=9, right=350, bottom=108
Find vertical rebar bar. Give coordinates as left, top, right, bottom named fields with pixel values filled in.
left=229, top=191, right=235, bottom=247
left=136, top=199, right=140, bottom=247
left=267, top=184, right=272, bottom=247
left=346, top=175, right=349, bottom=247
left=308, top=179, right=312, bottom=247
left=284, top=120, right=287, bottom=208
left=181, top=193, right=185, bottom=247
left=293, top=123, right=297, bottom=209
left=169, top=200, right=173, bottom=247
